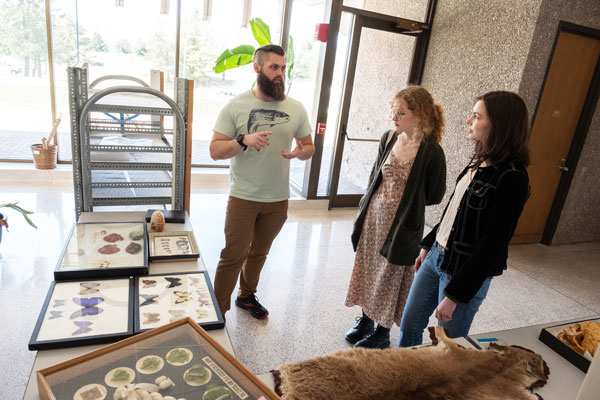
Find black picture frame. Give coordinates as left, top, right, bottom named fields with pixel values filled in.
left=538, top=318, right=600, bottom=372
left=54, top=222, right=148, bottom=281
left=29, top=277, right=135, bottom=351
left=135, top=271, right=224, bottom=334
left=147, top=231, right=200, bottom=262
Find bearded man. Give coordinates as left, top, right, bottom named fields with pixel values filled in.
left=209, top=44, right=315, bottom=320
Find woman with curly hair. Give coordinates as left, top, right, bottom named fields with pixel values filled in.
left=345, top=86, right=447, bottom=349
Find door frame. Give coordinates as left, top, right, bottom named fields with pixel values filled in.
left=301, top=0, right=438, bottom=203
left=534, top=21, right=600, bottom=244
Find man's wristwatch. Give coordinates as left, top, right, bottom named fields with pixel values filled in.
left=235, top=134, right=247, bottom=151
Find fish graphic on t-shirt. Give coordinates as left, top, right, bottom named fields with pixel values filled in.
left=247, top=109, right=290, bottom=133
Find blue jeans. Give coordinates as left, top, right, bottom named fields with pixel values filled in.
left=398, top=242, right=492, bottom=347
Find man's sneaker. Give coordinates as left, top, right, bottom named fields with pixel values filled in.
left=235, top=294, right=269, bottom=319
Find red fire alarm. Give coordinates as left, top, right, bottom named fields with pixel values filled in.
left=316, top=122, right=326, bottom=135
left=315, top=23, right=328, bottom=42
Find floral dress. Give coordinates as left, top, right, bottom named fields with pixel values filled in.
left=345, top=150, right=416, bottom=328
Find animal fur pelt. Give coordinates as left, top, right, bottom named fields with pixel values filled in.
left=272, top=326, right=549, bottom=400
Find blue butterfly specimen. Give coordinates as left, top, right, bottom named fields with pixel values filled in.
left=165, top=277, right=182, bottom=288
left=140, top=294, right=158, bottom=307
left=143, top=312, right=160, bottom=324
left=72, top=321, right=93, bottom=336
left=53, top=299, right=65, bottom=308
left=169, top=309, right=186, bottom=322
left=79, top=282, right=100, bottom=295
left=143, top=279, right=157, bottom=288
left=173, top=291, right=189, bottom=304
left=70, top=297, right=104, bottom=319
left=49, top=311, right=63, bottom=319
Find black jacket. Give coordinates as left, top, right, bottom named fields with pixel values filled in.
left=352, top=130, right=446, bottom=265
left=421, top=159, right=530, bottom=304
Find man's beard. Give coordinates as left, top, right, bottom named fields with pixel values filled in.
left=257, top=69, right=286, bottom=101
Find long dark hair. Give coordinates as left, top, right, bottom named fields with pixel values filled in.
left=472, top=91, right=530, bottom=167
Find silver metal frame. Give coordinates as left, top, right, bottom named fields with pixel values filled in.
left=69, top=64, right=189, bottom=218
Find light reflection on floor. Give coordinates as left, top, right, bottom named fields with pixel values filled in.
left=1, top=180, right=599, bottom=399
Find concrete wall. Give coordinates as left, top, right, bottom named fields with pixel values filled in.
left=518, top=0, right=600, bottom=244
left=420, top=0, right=542, bottom=225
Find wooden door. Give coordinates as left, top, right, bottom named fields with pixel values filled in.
left=512, top=31, right=600, bottom=243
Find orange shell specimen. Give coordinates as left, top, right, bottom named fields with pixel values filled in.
left=150, top=211, right=165, bottom=232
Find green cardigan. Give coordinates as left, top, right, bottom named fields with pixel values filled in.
left=351, top=130, right=446, bottom=265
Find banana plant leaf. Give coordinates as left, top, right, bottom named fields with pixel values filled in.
left=250, top=18, right=271, bottom=46
left=213, top=45, right=256, bottom=73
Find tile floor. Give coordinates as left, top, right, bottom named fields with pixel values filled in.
left=0, top=171, right=599, bottom=399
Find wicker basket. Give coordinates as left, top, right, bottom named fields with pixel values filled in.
left=31, top=144, right=57, bottom=169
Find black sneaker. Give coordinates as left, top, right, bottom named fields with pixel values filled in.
left=235, top=294, right=269, bottom=319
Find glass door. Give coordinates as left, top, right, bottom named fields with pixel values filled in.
left=327, top=14, right=417, bottom=208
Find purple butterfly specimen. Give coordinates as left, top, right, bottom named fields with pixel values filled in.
left=79, top=282, right=100, bottom=294
left=49, top=311, right=63, bottom=319
left=72, top=321, right=93, bottom=336
left=53, top=299, right=65, bottom=308
left=73, top=297, right=104, bottom=307
left=165, top=277, right=182, bottom=288
left=70, top=297, right=105, bottom=319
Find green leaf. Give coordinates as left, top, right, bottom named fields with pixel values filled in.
left=286, top=35, right=295, bottom=81
left=0, top=202, right=37, bottom=229
left=250, top=18, right=271, bottom=46
left=213, top=45, right=255, bottom=73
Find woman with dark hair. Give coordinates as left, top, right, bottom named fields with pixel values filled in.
left=398, top=90, right=531, bottom=347
left=344, top=86, right=447, bottom=349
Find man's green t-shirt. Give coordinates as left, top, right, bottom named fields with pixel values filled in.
left=213, top=90, right=312, bottom=202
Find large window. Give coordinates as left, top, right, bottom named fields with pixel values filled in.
left=180, top=0, right=283, bottom=166
left=0, top=0, right=52, bottom=161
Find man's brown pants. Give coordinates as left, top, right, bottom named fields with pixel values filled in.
left=214, top=196, right=288, bottom=314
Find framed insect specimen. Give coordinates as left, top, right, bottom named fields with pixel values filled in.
left=135, top=271, right=224, bottom=333
left=54, top=222, right=148, bottom=280
left=147, top=231, right=200, bottom=262
left=29, top=277, right=134, bottom=350
left=37, top=318, right=279, bottom=400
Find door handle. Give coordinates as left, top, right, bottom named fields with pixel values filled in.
left=558, top=159, right=569, bottom=172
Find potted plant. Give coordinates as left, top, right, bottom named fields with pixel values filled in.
left=0, top=202, right=37, bottom=245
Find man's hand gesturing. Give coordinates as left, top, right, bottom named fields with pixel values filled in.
left=244, top=131, right=272, bottom=151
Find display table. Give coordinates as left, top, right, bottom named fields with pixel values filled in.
left=469, top=317, right=597, bottom=400
left=23, top=211, right=233, bottom=399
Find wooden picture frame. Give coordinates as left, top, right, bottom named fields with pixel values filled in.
left=135, top=271, right=224, bottom=333
left=29, top=277, right=135, bottom=351
left=54, top=222, right=148, bottom=280
left=538, top=318, right=600, bottom=372
left=37, top=318, right=280, bottom=400
left=148, top=231, right=199, bottom=262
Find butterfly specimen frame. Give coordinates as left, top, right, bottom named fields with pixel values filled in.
left=135, top=272, right=224, bottom=334
left=147, top=231, right=200, bottom=262
left=29, top=277, right=135, bottom=350
left=36, top=318, right=280, bottom=400
left=55, top=222, right=148, bottom=280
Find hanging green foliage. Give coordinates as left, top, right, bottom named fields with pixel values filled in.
left=212, top=18, right=295, bottom=91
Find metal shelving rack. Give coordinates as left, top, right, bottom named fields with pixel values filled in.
left=67, top=62, right=192, bottom=219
